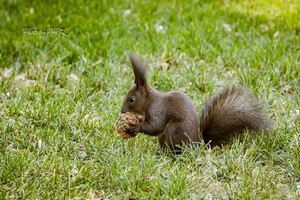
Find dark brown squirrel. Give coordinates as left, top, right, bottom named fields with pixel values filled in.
left=121, top=53, right=270, bottom=153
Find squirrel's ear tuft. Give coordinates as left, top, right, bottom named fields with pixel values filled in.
left=127, top=53, right=147, bottom=88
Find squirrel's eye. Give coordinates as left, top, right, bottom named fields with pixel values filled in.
left=129, top=97, right=135, bottom=103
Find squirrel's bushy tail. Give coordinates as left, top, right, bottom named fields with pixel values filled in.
left=200, top=87, right=271, bottom=146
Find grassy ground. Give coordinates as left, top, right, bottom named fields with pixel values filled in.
left=1, top=0, right=299, bottom=199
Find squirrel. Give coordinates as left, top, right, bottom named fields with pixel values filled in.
left=121, top=53, right=270, bottom=153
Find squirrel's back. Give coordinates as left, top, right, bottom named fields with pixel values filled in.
left=200, top=87, right=270, bottom=146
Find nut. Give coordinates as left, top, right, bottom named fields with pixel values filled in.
left=116, top=112, right=143, bottom=139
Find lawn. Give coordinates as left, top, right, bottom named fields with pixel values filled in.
left=0, top=0, right=299, bottom=199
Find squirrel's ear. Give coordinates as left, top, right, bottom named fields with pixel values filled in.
left=128, top=53, right=147, bottom=88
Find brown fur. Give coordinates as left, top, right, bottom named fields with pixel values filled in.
left=121, top=53, right=270, bottom=153
left=200, top=87, right=270, bottom=146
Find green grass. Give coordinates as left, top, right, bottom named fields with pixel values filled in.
left=1, top=0, right=299, bottom=199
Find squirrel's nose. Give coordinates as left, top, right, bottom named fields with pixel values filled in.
left=121, top=107, right=126, bottom=114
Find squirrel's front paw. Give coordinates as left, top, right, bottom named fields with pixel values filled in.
left=126, top=124, right=141, bottom=135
